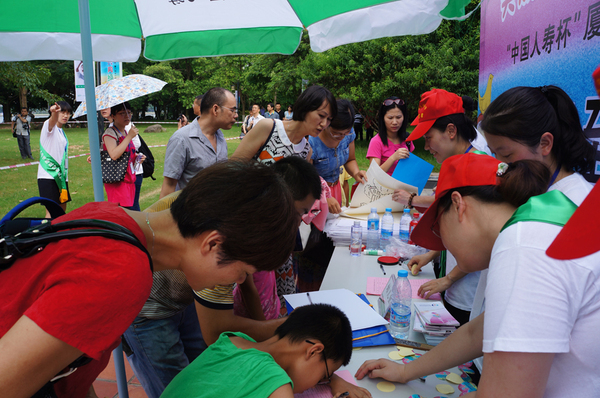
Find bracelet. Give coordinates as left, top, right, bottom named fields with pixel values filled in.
left=407, top=193, right=417, bottom=208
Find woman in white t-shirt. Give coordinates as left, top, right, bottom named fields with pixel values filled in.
left=38, top=101, right=73, bottom=218
left=394, top=89, right=489, bottom=326
left=481, top=85, right=594, bottom=204
left=356, top=154, right=600, bottom=398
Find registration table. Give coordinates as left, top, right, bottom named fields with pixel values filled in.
left=320, top=246, right=468, bottom=398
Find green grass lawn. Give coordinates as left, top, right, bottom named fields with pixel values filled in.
left=0, top=123, right=436, bottom=217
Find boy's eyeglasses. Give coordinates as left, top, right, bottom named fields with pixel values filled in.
left=383, top=99, right=405, bottom=106
left=305, top=340, right=331, bottom=383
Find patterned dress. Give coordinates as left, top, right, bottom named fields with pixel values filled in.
left=253, top=119, right=311, bottom=316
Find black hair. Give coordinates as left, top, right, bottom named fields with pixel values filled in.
left=272, top=157, right=322, bottom=201
left=481, top=85, right=595, bottom=174
left=200, top=87, right=230, bottom=115
left=21, top=107, right=28, bottom=111
left=429, top=96, right=477, bottom=143
left=329, top=99, right=355, bottom=131
left=436, top=160, right=551, bottom=215
left=376, top=96, right=409, bottom=146
left=288, top=105, right=293, bottom=110
left=53, top=101, right=73, bottom=115
left=267, top=103, right=274, bottom=108
left=275, top=304, right=352, bottom=366
left=276, top=102, right=281, bottom=106
left=195, top=94, right=204, bottom=102
left=292, top=85, right=337, bottom=122
left=110, top=101, right=131, bottom=116
left=171, top=160, right=298, bottom=272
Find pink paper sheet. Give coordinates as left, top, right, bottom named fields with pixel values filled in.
left=294, top=370, right=357, bottom=398
left=366, top=277, right=442, bottom=300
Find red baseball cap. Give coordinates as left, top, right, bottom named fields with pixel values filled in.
left=406, top=89, right=465, bottom=142
left=546, top=182, right=600, bottom=260
left=411, top=153, right=502, bottom=250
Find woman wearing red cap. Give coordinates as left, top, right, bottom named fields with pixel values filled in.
left=366, top=97, right=414, bottom=175
left=394, top=89, right=489, bottom=327
left=356, top=153, right=600, bottom=398
left=393, top=89, right=489, bottom=209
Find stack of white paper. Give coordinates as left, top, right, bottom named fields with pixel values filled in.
left=324, top=218, right=399, bottom=246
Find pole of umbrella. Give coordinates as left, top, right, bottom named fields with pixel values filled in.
left=78, top=0, right=104, bottom=203
left=77, top=5, right=131, bottom=398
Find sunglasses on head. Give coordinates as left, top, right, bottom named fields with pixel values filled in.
left=383, top=98, right=405, bottom=106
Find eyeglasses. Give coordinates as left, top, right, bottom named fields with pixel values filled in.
left=383, top=98, right=405, bottom=106
left=220, top=105, right=239, bottom=114
left=305, top=340, right=331, bottom=383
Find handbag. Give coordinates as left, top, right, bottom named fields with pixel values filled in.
left=137, top=134, right=155, bottom=179
left=101, top=149, right=129, bottom=183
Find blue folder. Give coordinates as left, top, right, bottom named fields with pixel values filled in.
left=286, top=293, right=394, bottom=348
left=352, top=294, right=395, bottom=347
left=391, top=154, right=435, bottom=195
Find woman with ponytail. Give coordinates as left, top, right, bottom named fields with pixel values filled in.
left=357, top=154, right=600, bottom=397
left=481, top=85, right=594, bottom=206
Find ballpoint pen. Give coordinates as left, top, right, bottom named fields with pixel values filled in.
left=380, top=263, right=386, bottom=275
left=306, top=292, right=313, bottom=304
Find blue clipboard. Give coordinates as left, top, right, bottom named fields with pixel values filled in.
left=391, top=154, right=434, bottom=195
left=352, top=294, right=395, bottom=347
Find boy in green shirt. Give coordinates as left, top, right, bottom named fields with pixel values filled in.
left=161, top=304, right=353, bottom=398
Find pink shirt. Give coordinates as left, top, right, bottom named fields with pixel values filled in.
left=366, top=134, right=414, bottom=175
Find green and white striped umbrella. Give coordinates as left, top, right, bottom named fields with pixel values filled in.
left=0, top=0, right=471, bottom=205
left=0, top=0, right=471, bottom=62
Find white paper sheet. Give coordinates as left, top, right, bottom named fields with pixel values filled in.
left=345, top=161, right=418, bottom=215
left=284, top=288, right=388, bottom=331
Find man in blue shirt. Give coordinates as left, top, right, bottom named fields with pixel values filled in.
left=264, top=103, right=280, bottom=120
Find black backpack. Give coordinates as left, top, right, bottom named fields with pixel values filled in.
left=137, top=134, right=156, bottom=180
left=1, top=197, right=152, bottom=271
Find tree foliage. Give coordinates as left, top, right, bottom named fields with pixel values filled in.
left=1, top=1, right=480, bottom=126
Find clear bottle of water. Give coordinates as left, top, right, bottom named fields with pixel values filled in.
left=399, top=208, right=411, bottom=243
left=366, top=208, right=380, bottom=250
left=350, top=221, right=362, bottom=256
left=380, top=208, right=394, bottom=251
left=389, top=270, right=412, bottom=338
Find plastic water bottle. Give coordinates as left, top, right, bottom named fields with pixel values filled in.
left=366, top=208, right=380, bottom=250
left=389, top=270, right=412, bottom=339
left=399, top=208, right=411, bottom=243
left=350, top=221, right=362, bottom=256
left=380, top=208, right=394, bottom=251
left=408, top=212, right=420, bottom=245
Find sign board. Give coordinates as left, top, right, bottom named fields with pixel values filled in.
left=100, top=62, right=122, bottom=85
left=479, top=0, right=600, bottom=182
left=74, top=61, right=86, bottom=102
